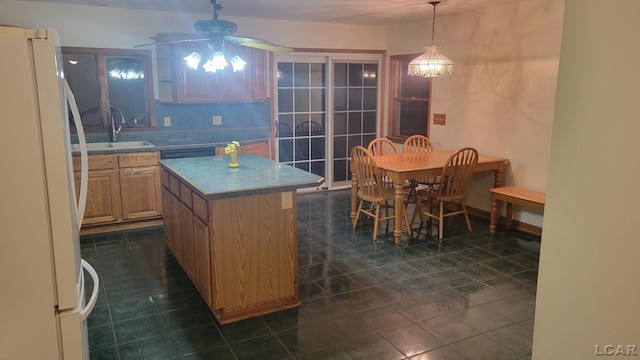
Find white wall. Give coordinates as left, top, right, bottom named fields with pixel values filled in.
left=1, top=0, right=387, bottom=49
left=387, top=0, right=564, bottom=227
left=532, top=0, right=640, bottom=358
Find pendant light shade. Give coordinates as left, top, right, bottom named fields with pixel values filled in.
left=408, top=1, right=454, bottom=77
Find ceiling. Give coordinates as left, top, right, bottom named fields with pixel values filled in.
left=20, top=0, right=524, bottom=25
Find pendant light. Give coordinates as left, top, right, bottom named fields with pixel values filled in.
left=408, top=1, right=454, bottom=77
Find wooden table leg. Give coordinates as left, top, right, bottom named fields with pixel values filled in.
left=394, top=182, right=404, bottom=243
left=505, top=202, right=514, bottom=229
left=490, top=193, right=498, bottom=234
left=350, top=171, right=357, bottom=224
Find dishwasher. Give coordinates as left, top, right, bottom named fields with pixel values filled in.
left=160, top=147, right=216, bottom=159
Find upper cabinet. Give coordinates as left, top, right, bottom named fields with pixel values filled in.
left=62, top=47, right=156, bottom=130
left=156, top=41, right=267, bottom=103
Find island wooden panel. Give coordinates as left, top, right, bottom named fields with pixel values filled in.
left=209, top=192, right=299, bottom=322
left=161, top=169, right=300, bottom=324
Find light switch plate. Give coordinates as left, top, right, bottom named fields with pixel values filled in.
left=282, top=192, right=292, bottom=209
left=433, top=113, right=446, bottom=125
left=212, top=115, right=222, bottom=125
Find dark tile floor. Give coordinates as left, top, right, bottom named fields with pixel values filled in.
left=82, top=189, right=540, bottom=360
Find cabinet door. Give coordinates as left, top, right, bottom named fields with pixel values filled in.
left=173, top=42, right=266, bottom=103
left=75, top=169, right=122, bottom=225
left=193, top=216, right=212, bottom=307
left=120, top=166, right=162, bottom=220
left=169, top=194, right=183, bottom=262
left=180, top=202, right=196, bottom=282
left=162, top=187, right=174, bottom=252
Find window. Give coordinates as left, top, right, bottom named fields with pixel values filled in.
left=62, top=47, right=155, bottom=131
left=388, top=54, right=432, bottom=141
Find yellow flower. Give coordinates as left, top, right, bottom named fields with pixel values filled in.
left=224, top=141, right=240, bottom=154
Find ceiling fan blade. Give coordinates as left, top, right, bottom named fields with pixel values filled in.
left=225, top=36, right=293, bottom=53
left=134, top=37, right=209, bottom=48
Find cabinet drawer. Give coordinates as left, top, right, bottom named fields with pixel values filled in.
left=193, top=193, right=208, bottom=222
left=118, top=152, right=159, bottom=168
left=180, top=182, right=192, bottom=209
left=73, top=154, right=117, bottom=171
left=169, top=173, right=181, bottom=196
left=161, top=169, right=170, bottom=189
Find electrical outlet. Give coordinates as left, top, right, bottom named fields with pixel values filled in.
left=212, top=115, right=222, bottom=125
left=433, top=113, right=446, bottom=125
left=282, top=192, right=293, bottom=209
left=163, top=116, right=171, bottom=127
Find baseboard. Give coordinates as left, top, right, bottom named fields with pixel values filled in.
left=466, top=206, right=542, bottom=237
left=80, top=218, right=163, bottom=235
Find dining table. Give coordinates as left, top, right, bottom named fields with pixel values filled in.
left=350, top=150, right=509, bottom=243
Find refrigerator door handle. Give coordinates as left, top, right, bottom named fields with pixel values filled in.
left=65, top=80, right=88, bottom=228
left=79, top=259, right=99, bottom=321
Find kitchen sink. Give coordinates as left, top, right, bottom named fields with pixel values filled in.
left=71, top=140, right=155, bottom=151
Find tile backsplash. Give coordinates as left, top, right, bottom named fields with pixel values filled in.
left=75, top=101, right=271, bottom=146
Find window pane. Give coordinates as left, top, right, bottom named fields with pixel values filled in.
left=348, top=64, right=362, bottom=86
left=362, top=111, right=377, bottom=133
left=334, top=112, right=347, bottom=135
left=294, top=63, right=309, bottom=87
left=310, top=63, right=325, bottom=87
left=295, top=138, right=310, bottom=161
left=278, top=89, right=293, bottom=112
left=278, top=62, right=293, bottom=87
left=363, top=88, right=377, bottom=110
left=334, top=136, right=347, bottom=158
left=278, top=114, right=293, bottom=137
left=334, top=63, right=347, bottom=87
left=334, top=88, right=347, bottom=111
left=63, top=54, right=102, bottom=129
left=363, top=63, right=377, bottom=86
left=311, top=113, right=325, bottom=135
left=396, top=100, right=428, bottom=136
left=310, top=89, right=325, bottom=112
left=348, top=112, right=361, bottom=134
left=311, top=138, right=325, bottom=160
left=348, top=88, right=363, bottom=110
left=294, top=89, right=309, bottom=112
left=106, top=56, right=148, bottom=126
left=279, top=139, right=293, bottom=162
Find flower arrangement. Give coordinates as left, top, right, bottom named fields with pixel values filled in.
left=224, top=141, right=240, bottom=154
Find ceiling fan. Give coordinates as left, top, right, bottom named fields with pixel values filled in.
left=136, top=0, right=292, bottom=54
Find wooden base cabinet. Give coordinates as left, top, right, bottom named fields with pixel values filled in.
left=74, top=154, right=122, bottom=225
left=74, top=151, right=162, bottom=227
left=161, top=168, right=299, bottom=324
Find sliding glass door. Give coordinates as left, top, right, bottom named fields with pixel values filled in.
left=275, top=54, right=381, bottom=189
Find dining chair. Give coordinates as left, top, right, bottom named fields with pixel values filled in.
left=403, top=134, right=434, bottom=153
left=351, top=146, right=411, bottom=240
left=403, top=135, right=438, bottom=205
left=367, top=137, right=398, bottom=156
left=411, top=147, right=479, bottom=239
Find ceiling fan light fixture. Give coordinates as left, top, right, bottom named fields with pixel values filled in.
left=184, top=51, right=203, bottom=70
left=202, top=50, right=229, bottom=73
left=408, top=0, right=454, bottom=78
left=229, top=54, right=247, bottom=72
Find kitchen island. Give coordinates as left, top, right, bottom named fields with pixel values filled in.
left=159, top=154, right=324, bottom=324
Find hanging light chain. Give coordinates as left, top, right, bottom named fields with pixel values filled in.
left=430, top=1, right=440, bottom=45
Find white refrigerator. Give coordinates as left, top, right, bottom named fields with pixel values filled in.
left=0, top=26, right=98, bottom=359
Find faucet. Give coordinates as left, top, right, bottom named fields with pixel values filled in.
left=110, top=107, right=126, bottom=142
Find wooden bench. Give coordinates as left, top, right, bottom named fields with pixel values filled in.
left=490, top=186, right=545, bottom=234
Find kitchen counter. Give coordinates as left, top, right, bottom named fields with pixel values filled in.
left=160, top=155, right=324, bottom=324
left=160, top=154, right=324, bottom=199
